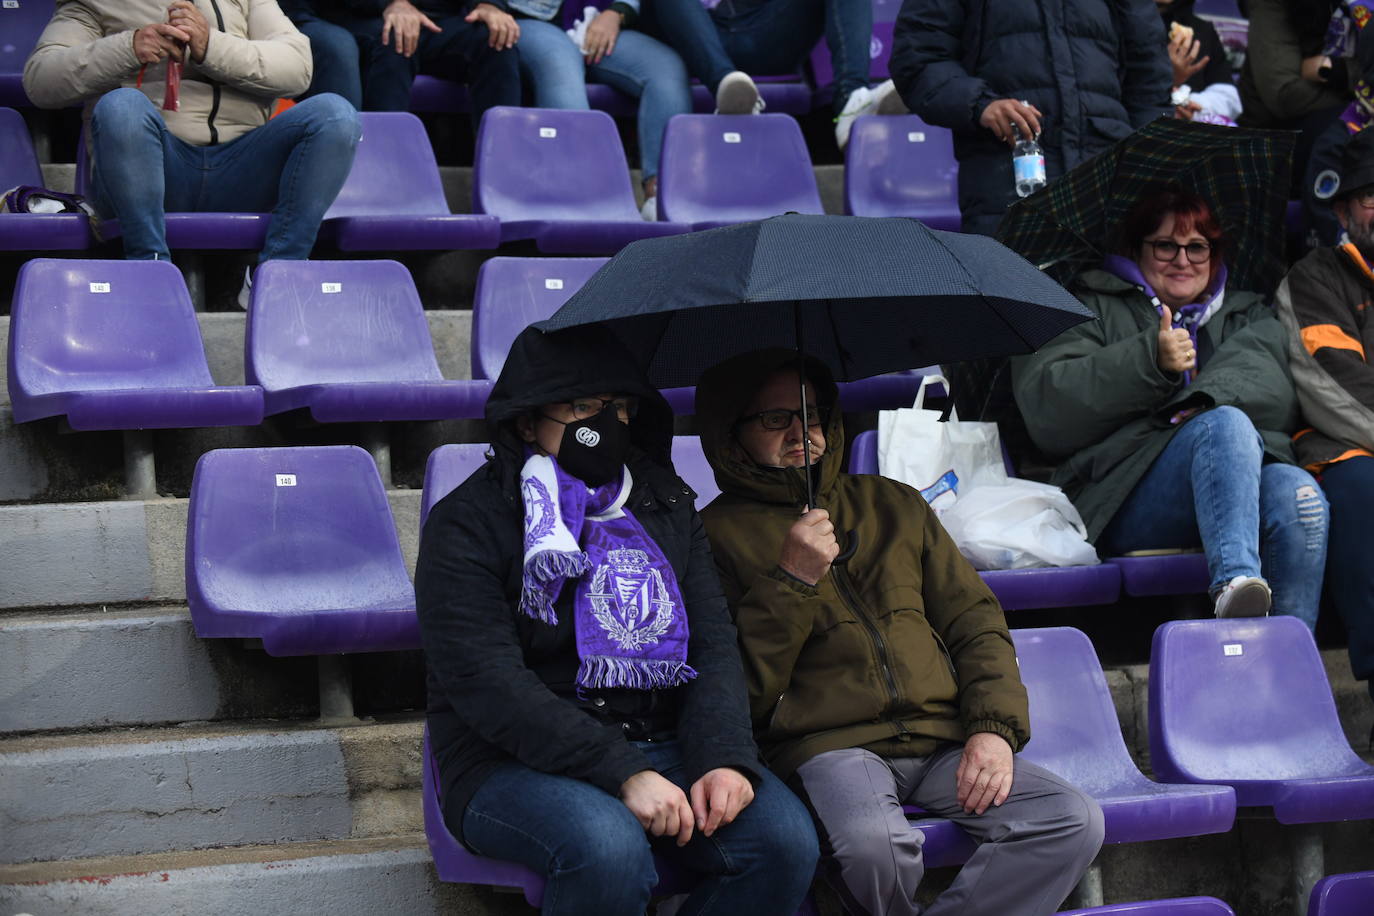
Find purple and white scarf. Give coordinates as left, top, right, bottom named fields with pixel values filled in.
left=1103, top=255, right=1228, bottom=387
left=518, top=453, right=697, bottom=692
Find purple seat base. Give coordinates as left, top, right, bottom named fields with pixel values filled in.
left=318, top=214, right=500, bottom=251
left=1308, top=871, right=1374, bottom=916
left=1108, top=553, right=1210, bottom=596
left=1235, top=772, right=1374, bottom=824
left=1093, top=780, right=1236, bottom=844
left=262, top=380, right=491, bottom=422
left=100, top=212, right=271, bottom=249
left=14, top=385, right=265, bottom=430
left=1059, top=897, right=1237, bottom=916
left=0, top=213, right=95, bottom=250
left=980, top=564, right=1122, bottom=611
left=498, top=218, right=689, bottom=254
left=192, top=604, right=421, bottom=657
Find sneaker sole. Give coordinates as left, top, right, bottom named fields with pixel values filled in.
left=1215, top=580, right=1272, bottom=618
left=716, top=81, right=760, bottom=116
left=875, top=84, right=908, bottom=116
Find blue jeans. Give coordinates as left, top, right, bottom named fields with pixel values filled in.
left=515, top=19, right=690, bottom=181
left=1099, top=406, right=1329, bottom=627
left=1317, top=455, right=1374, bottom=700
left=641, top=0, right=872, bottom=113
left=289, top=14, right=364, bottom=108
left=89, top=89, right=360, bottom=262
left=458, top=740, right=819, bottom=916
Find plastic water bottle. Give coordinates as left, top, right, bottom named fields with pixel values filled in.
left=1011, top=112, right=1046, bottom=198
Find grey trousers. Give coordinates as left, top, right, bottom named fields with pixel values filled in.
left=793, top=745, right=1104, bottom=916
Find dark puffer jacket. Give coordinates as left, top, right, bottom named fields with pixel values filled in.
left=415, top=325, right=762, bottom=843
left=890, top=0, right=1171, bottom=232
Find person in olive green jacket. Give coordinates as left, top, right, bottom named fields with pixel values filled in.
left=1012, top=187, right=1328, bottom=626
left=695, top=349, right=1103, bottom=916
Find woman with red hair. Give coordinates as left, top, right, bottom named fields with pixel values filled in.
left=1013, top=188, right=1329, bottom=625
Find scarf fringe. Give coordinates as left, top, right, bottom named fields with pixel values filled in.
left=576, top=656, right=699, bottom=691
left=519, top=549, right=589, bottom=624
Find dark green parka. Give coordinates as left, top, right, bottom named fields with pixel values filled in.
left=1011, top=268, right=1300, bottom=542
left=695, top=350, right=1029, bottom=780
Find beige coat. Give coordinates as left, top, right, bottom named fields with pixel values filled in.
left=23, top=0, right=311, bottom=147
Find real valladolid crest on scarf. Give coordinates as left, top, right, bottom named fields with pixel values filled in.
left=518, top=453, right=697, bottom=691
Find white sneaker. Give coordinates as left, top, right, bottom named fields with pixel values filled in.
left=1212, top=575, right=1272, bottom=618
left=835, top=79, right=906, bottom=150
left=236, top=265, right=253, bottom=311
left=640, top=196, right=658, bottom=221
left=715, top=71, right=763, bottom=115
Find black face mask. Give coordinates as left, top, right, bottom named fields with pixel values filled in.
left=551, top=407, right=630, bottom=486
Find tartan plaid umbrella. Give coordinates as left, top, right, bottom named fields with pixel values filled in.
left=995, top=118, right=1296, bottom=297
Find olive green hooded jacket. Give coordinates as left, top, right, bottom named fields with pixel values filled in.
left=695, top=350, right=1029, bottom=779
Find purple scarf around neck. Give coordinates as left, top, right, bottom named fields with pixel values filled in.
left=518, top=452, right=697, bottom=692
left=1102, top=255, right=1228, bottom=386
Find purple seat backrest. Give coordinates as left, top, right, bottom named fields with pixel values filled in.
left=658, top=114, right=822, bottom=225
left=421, top=443, right=492, bottom=527
left=1058, top=897, right=1236, bottom=916
left=1308, top=871, right=1374, bottom=916
left=1192, top=0, right=1241, bottom=17
left=849, top=429, right=879, bottom=474
left=1149, top=618, right=1365, bottom=783
left=187, top=446, right=412, bottom=616
left=324, top=111, right=451, bottom=219
left=473, top=107, right=641, bottom=221
left=670, top=436, right=721, bottom=510
left=245, top=259, right=444, bottom=391
left=0, top=107, right=43, bottom=186
left=10, top=258, right=215, bottom=397
left=1010, top=627, right=1143, bottom=794
left=0, top=1, right=53, bottom=101
left=844, top=114, right=959, bottom=220
left=471, top=257, right=608, bottom=379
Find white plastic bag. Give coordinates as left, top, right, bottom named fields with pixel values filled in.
left=878, top=374, right=1007, bottom=516
left=940, top=479, right=1100, bottom=570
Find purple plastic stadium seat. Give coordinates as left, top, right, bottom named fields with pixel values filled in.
left=74, top=131, right=269, bottom=250
left=186, top=445, right=419, bottom=656
left=0, top=107, right=95, bottom=250
left=1149, top=617, right=1374, bottom=824
left=844, top=114, right=962, bottom=231
left=421, top=443, right=492, bottom=527
left=0, top=0, right=51, bottom=107
left=8, top=259, right=264, bottom=429
left=474, top=107, right=690, bottom=254
left=409, top=75, right=470, bottom=113
left=245, top=259, right=488, bottom=421
left=317, top=111, right=499, bottom=251
left=1108, top=552, right=1210, bottom=597
left=848, top=431, right=1122, bottom=610
left=1192, top=0, right=1242, bottom=18
left=1307, top=871, right=1374, bottom=916
left=670, top=436, right=722, bottom=509
left=1058, top=898, right=1237, bottom=916
left=471, top=256, right=609, bottom=379
left=1012, top=627, right=1235, bottom=844
left=657, top=114, right=823, bottom=230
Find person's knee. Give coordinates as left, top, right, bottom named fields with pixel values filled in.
left=1263, top=466, right=1328, bottom=549
left=552, top=805, right=655, bottom=882
left=295, top=93, right=362, bottom=145
left=92, top=88, right=160, bottom=139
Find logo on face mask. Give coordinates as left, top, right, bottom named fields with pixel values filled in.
left=575, top=427, right=601, bottom=447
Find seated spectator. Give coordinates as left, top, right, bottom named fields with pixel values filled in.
left=414, top=325, right=819, bottom=915
left=22, top=1, right=360, bottom=306
left=1274, top=128, right=1374, bottom=710
left=694, top=350, right=1104, bottom=916
left=638, top=0, right=905, bottom=149
left=891, top=0, right=1172, bottom=236
left=1013, top=188, right=1329, bottom=623
left=276, top=1, right=393, bottom=109
left=497, top=0, right=693, bottom=219
left=1157, top=0, right=1241, bottom=124
left=301, top=0, right=521, bottom=126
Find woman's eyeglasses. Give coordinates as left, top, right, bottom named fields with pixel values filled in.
left=1144, top=239, right=1214, bottom=264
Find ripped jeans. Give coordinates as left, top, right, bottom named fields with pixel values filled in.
left=1100, top=406, right=1329, bottom=628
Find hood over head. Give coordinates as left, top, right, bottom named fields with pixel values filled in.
left=485, top=324, right=675, bottom=481
left=695, top=349, right=844, bottom=506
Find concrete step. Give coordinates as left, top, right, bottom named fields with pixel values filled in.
left=0, top=718, right=424, bottom=865
left=0, top=836, right=530, bottom=916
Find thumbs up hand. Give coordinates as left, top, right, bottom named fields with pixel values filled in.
left=1156, top=305, right=1196, bottom=374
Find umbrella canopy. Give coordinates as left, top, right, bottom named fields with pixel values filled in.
left=535, top=213, right=1093, bottom=389
left=995, top=118, right=1296, bottom=297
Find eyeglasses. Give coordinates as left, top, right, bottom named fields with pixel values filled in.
left=1144, top=238, right=1214, bottom=264
left=736, top=407, right=826, bottom=431
left=563, top=396, right=639, bottom=420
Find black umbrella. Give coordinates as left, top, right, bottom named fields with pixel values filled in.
left=537, top=213, right=1094, bottom=504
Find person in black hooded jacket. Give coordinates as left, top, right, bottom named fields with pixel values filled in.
left=1157, top=0, right=1240, bottom=124
left=889, top=0, right=1172, bottom=236
left=414, top=324, right=818, bottom=916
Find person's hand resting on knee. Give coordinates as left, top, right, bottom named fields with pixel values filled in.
left=956, top=731, right=1014, bottom=815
